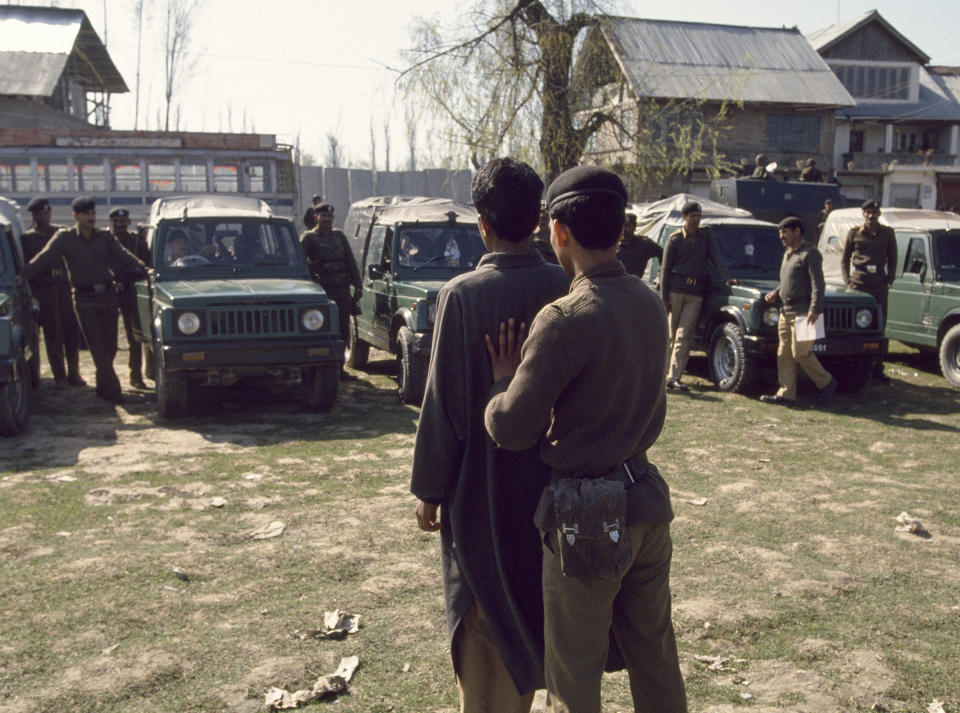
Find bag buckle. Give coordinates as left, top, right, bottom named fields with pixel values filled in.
left=560, top=523, right=578, bottom=545
left=603, top=520, right=621, bottom=543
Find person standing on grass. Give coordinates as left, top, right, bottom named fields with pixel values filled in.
left=411, top=157, right=569, bottom=713
left=484, top=165, right=687, bottom=713
left=760, top=216, right=837, bottom=407
left=108, top=207, right=150, bottom=390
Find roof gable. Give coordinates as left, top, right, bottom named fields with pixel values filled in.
left=597, top=16, right=854, bottom=108
left=808, top=10, right=929, bottom=64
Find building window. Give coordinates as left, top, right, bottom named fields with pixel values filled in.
left=148, top=162, right=176, bottom=192
left=78, top=162, right=106, bottom=191
left=180, top=162, right=207, bottom=191
left=832, top=64, right=910, bottom=100
left=113, top=162, right=142, bottom=192
left=765, top=115, right=821, bottom=153
left=39, top=161, right=70, bottom=192
left=213, top=164, right=239, bottom=192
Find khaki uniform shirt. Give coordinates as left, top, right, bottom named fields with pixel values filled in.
left=299, top=229, right=361, bottom=291
left=842, top=224, right=898, bottom=288
left=21, top=224, right=68, bottom=288
left=660, top=226, right=729, bottom=300
left=24, top=227, right=146, bottom=289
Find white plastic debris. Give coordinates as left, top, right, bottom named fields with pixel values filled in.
left=264, top=656, right=359, bottom=710
left=250, top=521, right=285, bottom=540
left=928, top=700, right=946, bottom=713
left=894, top=512, right=923, bottom=534
left=210, top=496, right=227, bottom=508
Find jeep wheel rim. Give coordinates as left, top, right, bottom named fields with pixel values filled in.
left=713, top=337, right=737, bottom=381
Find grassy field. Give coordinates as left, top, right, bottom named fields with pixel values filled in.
left=1, top=343, right=958, bottom=713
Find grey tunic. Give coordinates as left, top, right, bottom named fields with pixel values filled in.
left=410, top=250, right=569, bottom=694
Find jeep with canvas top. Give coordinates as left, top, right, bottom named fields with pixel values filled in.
left=342, top=196, right=486, bottom=404
left=818, top=207, right=960, bottom=388
left=134, top=195, right=344, bottom=417
left=637, top=194, right=887, bottom=393
left=0, top=196, right=40, bottom=435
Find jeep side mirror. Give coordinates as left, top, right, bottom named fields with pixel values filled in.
left=368, top=264, right=384, bottom=280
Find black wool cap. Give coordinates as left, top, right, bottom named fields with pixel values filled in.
left=108, top=207, right=130, bottom=218
left=71, top=196, right=96, bottom=213
left=26, top=197, right=50, bottom=212
left=314, top=202, right=334, bottom=214
left=681, top=201, right=702, bottom=215
left=545, top=165, right=626, bottom=214
left=861, top=200, right=880, bottom=211
left=778, top=216, right=804, bottom=230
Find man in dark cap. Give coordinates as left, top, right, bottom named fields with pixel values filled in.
left=109, top=208, right=151, bottom=389
left=760, top=216, right=837, bottom=406
left=800, top=158, right=823, bottom=182
left=841, top=200, right=897, bottom=384
left=23, top=197, right=148, bottom=404
left=751, top=153, right=772, bottom=180
left=299, top=203, right=361, bottom=381
left=816, top=198, right=833, bottom=234
left=411, top=157, right=569, bottom=713
left=484, top=165, right=687, bottom=713
left=20, top=197, right=84, bottom=387
left=659, top=201, right=736, bottom=390
left=617, top=211, right=662, bottom=278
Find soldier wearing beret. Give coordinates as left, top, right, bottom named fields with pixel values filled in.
left=659, top=201, right=737, bottom=391
left=299, top=203, right=361, bottom=381
left=761, top=217, right=837, bottom=407
left=841, top=200, right=897, bottom=384
left=109, top=208, right=151, bottom=389
left=484, top=165, right=687, bottom=713
left=617, top=212, right=662, bottom=278
left=23, top=197, right=148, bottom=404
left=20, top=197, right=84, bottom=388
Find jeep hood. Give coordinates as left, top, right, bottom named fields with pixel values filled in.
left=153, top=278, right=329, bottom=305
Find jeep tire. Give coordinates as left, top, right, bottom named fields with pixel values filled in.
left=396, top=326, right=427, bottom=405
left=345, top=315, right=369, bottom=369
left=0, top=355, right=31, bottom=436
left=28, top=349, right=40, bottom=389
left=707, top=323, right=757, bottom=393
left=939, top=323, right=960, bottom=388
left=304, top=364, right=339, bottom=410
left=156, top=353, right=188, bottom=418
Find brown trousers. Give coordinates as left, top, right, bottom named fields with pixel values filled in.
left=541, top=521, right=687, bottom=713
left=33, top=281, right=81, bottom=382
left=667, top=292, right=703, bottom=381
left=775, top=314, right=833, bottom=400
left=452, top=602, right=534, bottom=713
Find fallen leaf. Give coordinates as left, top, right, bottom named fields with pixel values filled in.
left=684, top=497, right=708, bottom=506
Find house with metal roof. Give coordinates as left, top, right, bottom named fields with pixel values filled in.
left=808, top=10, right=960, bottom=208
left=0, top=5, right=127, bottom=129
left=572, top=15, right=855, bottom=198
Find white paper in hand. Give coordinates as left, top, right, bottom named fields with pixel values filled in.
left=794, top=315, right=825, bottom=342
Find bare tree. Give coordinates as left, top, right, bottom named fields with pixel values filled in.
left=131, top=0, right=147, bottom=129
left=383, top=116, right=392, bottom=172
left=162, top=0, right=200, bottom=131
left=369, top=118, right=378, bottom=173
left=403, top=103, right=418, bottom=171
left=326, top=132, right=344, bottom=168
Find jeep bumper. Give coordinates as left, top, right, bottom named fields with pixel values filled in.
left=741, top=334, right=887, bottom=357
left=160, top=338, right=345, bottom=374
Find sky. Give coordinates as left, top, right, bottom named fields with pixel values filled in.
left=28, top=0, right=960, bottom=167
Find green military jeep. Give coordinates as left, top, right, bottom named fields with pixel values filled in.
left=819, top=207, right=960, bottom=388
left=135, top=195, right=345, bottom=417
left=0, top=197, right=40, bottom=435
left=342, top=196, right=486, bottom=404
left=638, top=195, right=887, bottom=393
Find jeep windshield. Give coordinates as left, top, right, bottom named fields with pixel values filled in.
left=710, top=224, right=783, bottom=278
left=395, top=225, right=485, bottom=272
left=158, top=220, right=301, bottom=272
left=932, top=230, right=960, bottom=280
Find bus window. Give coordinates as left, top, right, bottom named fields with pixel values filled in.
left=113, top=162, right=142, bottom=192
left=213, top=164, right=239, bottom=192
left=78, top=162, right=106, bottom=191
left=40, top=160, right=70, bottom=192
left=148, top=162, right=176, bottom=192
left=180, top=162, right=207, bottom=191
left=246, top=161, right=272, bottom=192
left=0, top=161, right=35, bottom=191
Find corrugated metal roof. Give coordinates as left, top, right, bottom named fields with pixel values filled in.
left=0, top=6, right=127, bottom=96
left=807, top=10, right=929, bottom=65
left=841, top=67, right=960, bottom=121
left=0, top=95, right=99, bottom=129
left=600, top=16, right=854, bottom=108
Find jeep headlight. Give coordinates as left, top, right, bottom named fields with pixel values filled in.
left=762, top=307, right=780, bottom=327
left=177, top=311, right=201, bottom=335
left=302, top=308, right=325, bottom=331
left=856, top=308, right=874, bottom=329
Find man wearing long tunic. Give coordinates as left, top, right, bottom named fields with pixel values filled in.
left=410, top=158, right=569, bottom=712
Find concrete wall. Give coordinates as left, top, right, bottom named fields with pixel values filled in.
left=295, top=166, right=474, bottom=231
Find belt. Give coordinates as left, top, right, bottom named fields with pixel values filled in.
left=74, top=283, right=115, bottom=295
left=549, top=452, right=650, bottom=486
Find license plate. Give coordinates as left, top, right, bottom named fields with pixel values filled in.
left=810, top=343, right=827, bottom=353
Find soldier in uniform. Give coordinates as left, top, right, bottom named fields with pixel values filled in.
left=800, top=158, right=823, bottom=182
left=659, top=202, right=737, bottom=391
left=23, top=197, right=148, bottom=404
left=816, top=198, right=833, bottom=234
left=299, top=203, right=361, bottom=381
left=841, top=200, right=898, bottom=384
left=20, top=197, right=84, bottom=387
left=751, top=153, right=772, bottom=180
left=617, top=212, right=662, bottom=278
left=761, top=217, right=837, bottom=406
left=109, top=208, right=151, bottom=389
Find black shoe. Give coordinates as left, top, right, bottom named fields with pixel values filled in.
left=130, top=378, right=148, bottom=389
left=666, top=378, right=689, bottom=392
left=760, top=394, right=793, bottom=406
left=340, top=370, right=358, bottom=382
left=67, top=374, right=87, bottom=387
left=98, top=391, right=125, bottom=404
left=815, top=377, right=838, bottom=406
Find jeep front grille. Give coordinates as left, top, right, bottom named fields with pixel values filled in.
left=207, top=307, right=298, bottom=337
left=823, top=306, right=852, bottom=333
